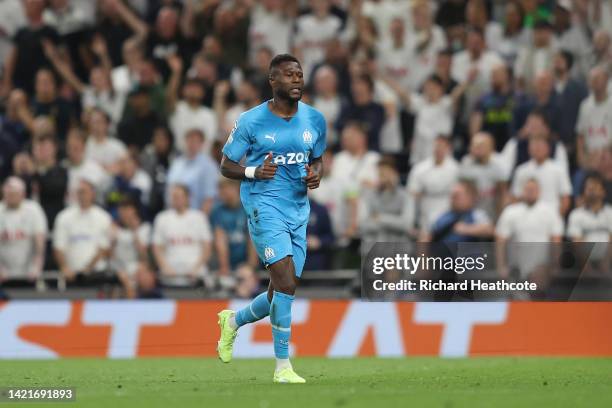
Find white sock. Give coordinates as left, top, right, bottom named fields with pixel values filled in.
left=228, top=315, right=238, bottom=330
left=275, top=358, right=292, bottom=372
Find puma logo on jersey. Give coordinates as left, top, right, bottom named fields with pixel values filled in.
left=273, top=151, right=310, bottom=165
left=264, top=134, right=276, bottom=143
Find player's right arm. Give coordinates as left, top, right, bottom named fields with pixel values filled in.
left=220, top=114, right=277, bottom=180
left=220, top=153, right=277, bottom=180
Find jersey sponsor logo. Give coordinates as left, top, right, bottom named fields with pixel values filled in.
left=264, top=134, right=276, bottom=143
left=264, top=246, right=275, bottom=260
left=303, top=129, right=313, bottom=144
left=272, top=151, right=310, bottom=165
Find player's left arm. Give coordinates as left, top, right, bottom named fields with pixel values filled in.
left=304, top=113, right=327, bottom=189
left=304, top=156, right=323, bottom=189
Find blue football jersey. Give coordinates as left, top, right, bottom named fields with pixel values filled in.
left=222, top=101, right=327, bottom=226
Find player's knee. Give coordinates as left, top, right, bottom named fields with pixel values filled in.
left=275, top=279, right=296, bottom=295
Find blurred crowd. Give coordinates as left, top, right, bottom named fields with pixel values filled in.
left=1, top=0, right=612, bottom=299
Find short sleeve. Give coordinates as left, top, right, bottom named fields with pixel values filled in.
left=312, top=113, right=327, bottom=159
left=152, top=215, right=165, bottom=246
left=495, top=208, right=513, bottom=239
left=575, top=100, right=587, bottom=134
left=52, top=214, right=68, bottom=250
left=407, top=166, right=424, bottom=194
left=558, top=166, right=572, bottom=196
left=222, top=113, right=251, bottom=162
left=139, top=224, right=151, bottom=246
left=408, top=93, right=425, bottom=114
left=510, top=168, right=525, bottom=197
left=32, top=203, right=48, bottom=235
left=98, top=214, right=112, bottom=250
left=473, top=208, right=491, bottom=225
left=566, top=210, right=581, bottom=239
left=198, top=214, right=212, bottom=242
left=550, top=211, right=564, bottom=237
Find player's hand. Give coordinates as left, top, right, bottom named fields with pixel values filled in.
left=304, top=164, right=320, bottom=189
left=255, top=152, right=277, bottom=180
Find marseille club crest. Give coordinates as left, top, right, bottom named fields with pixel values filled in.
left=264, top=247, right=275, bottom=260
left=302, top=129, right=313, bottom=144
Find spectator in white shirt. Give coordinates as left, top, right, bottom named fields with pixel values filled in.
left=53, top=179, right=112, bottom=284
left=85, top=108, right=127, bottom=174
left=377, top=17, right=415, bottom=93
left=451, top=27, right=504, bottom=92
left=330, top=123, right=381, bottom=192
left=312, top=66, right=343, bottom=147
left=248, top=0, right=293, bottom=64
left=390, top=73, right=472, bottom=164
left=110, top=199, right=150, bottom=298
left=153, top=184, right=212, bottom=287
left=459, top=132, right=508, bottom=220
left=496, top=178, right=563, bottom=284
left=567, top=173, right=612, bottom=271
left=576, top=66, right=612, bottom=169
left=0, top=177, right=47, bottom=284
left=330, top=124, right=380, bottom=238
left=65, top=127, right=110, bottom=205
left=408, top=136, right=459, bottom=233
left=451, top=27, right=504, bottom=123
left=465, top=0, right=503, bottom=52
left=408, top=0, right=447, bottom=91
left=511, top=133, right=572, bottom=215
left=293, top=0, right=342, bottom=79
left=167, top=55, right=218, bottom=154
left=514, top=20, right=557, bottom=90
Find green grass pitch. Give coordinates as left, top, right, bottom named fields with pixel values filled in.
left=1, top=358, right=611, bottom=407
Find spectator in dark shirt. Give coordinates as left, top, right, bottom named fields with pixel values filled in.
left=552, top=49, right=588, bottom=148
left=117, top=85, right=165, bottom=152
left=30, top=68, right=76, bottom=140
left=31, top=133, right=68, bottom=229
left=140, top=125, right=177, bottom=218
left=470, top=64, right=528, bottom=151
left=0, top=90, right=30, bottom=179
left=514, top=70, right=563, bottom=138
left=146, top=6, right=197, bottom=81
left=304, top=198, right=335, bottom=271
left=336, top=74, right=385, bottom=151
left=136, top=261, right=164, bottom=299
left=95, top=0, right=148, bottom=67
left=1, top=0, right=61, bottom=96
left=210, top=177, right=256, bottom=276
left=429, top=180, right=494, bottom=243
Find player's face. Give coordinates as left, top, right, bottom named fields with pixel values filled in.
left=270, top=62, right=304, bottom=102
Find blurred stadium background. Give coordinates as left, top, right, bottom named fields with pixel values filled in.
left=0, top=0, right=611, bottom=396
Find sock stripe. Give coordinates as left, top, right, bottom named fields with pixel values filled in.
left=271, top=324, right=291, bottom=333
left=249, top=303, right=261, bottom=320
